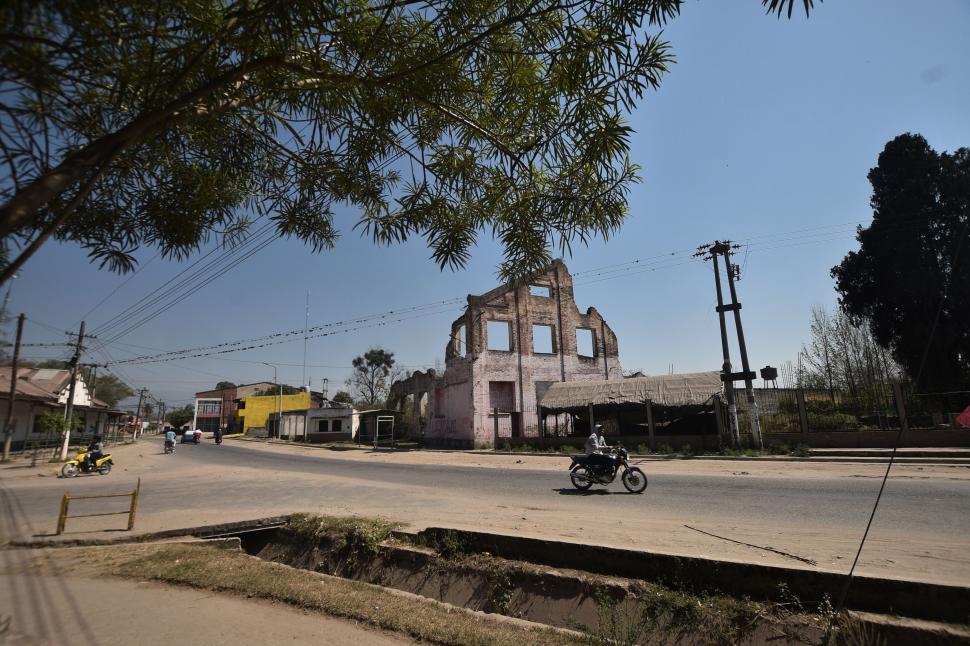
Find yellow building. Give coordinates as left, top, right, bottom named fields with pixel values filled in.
left=236, top=391, right=314, bottom=436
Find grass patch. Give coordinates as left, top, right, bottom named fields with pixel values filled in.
left=78, top=542, right=579, bottom=646
left=286, top=513, right=399, bottom=556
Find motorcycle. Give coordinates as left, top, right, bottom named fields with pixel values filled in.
left=164, top=439, right=175, bottom=454
left=60, top=448, right=114, bottom=478
left=569, top=445, right=647, bottom=493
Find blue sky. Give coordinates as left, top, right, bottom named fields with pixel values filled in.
left=6, top=0, right=970, bottom=410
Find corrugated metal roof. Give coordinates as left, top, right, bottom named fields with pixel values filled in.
left=539, top=372, right=723, bottom=409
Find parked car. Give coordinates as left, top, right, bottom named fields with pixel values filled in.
left=181, top=430, right=199, bottom=444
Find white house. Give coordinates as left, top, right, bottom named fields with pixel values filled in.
left=0, top=368, right=122, bottom=451
left=275, top=402, right=359, bottom=442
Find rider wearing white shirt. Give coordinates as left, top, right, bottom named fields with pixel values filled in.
left=585, top=424, right=613, bottom=474
left=585, top=425, right=608, bottom=454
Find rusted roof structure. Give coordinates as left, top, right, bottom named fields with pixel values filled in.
left=539, top=372, right=723, bottom=410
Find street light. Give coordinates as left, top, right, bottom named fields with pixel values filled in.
left=261, top=362, right=283, bottom=439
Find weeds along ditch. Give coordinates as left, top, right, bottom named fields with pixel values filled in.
left=213, top=513, right=944, bottom=645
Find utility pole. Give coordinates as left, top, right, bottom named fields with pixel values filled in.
left=134, top=387, right=147, bottom=439
left=2, top=313, right=25, bottom=461
left=695, top=241, right=762, bottom=448
left=59, top=321, right=90, bottom=461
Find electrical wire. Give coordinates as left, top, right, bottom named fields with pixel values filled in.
left=87, top=212, right=942, bottom=374
left=96, top=233, right=280, bottom=346
left=91, top=221, right=278, bottom=341
left=75, top=251, right=161, bottom=327
left=113, top=303, right=465, bottom=366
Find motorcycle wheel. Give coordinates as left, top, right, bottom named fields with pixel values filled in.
left=98, top=462, right=112, bottom=475
left=60, top=462, right=79, bottom=478
left=570, top=466, right=593, bottom=491
left=621, top=467, right=648, bottom=493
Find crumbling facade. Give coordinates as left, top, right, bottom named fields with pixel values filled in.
left=389, top=260, right=622, bottom=447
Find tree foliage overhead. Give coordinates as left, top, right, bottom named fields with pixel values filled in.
left=349, top=347, right=395, bottom=406
left=832, top=134, right=970, bottom=391
left=0, top=0, right=816, bottom=284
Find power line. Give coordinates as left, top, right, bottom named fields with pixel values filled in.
left=75, top=251, right=161, bottom=327
left=112, top=303, right=464, bottom=367
left=106, top=296, right=465, bottom=365
left=92, top=221, right=278, bottom=342
left=89, top=220, right=274, bottom=335
left=88, top=213, right=939, bottom=371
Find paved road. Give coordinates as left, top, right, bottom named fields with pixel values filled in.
left=2, top=441, right=969, bottom=584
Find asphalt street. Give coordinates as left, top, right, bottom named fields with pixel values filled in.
left=180, top=442, right=970, bottom=535
left=2, top=441, right=969, bottom=584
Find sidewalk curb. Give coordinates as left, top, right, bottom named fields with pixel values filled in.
left=232, top=438, right=970, bottom=465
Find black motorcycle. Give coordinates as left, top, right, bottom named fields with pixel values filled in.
left=569, top=446, right=648, bottom=493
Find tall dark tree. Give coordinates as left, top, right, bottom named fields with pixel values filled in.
left=332, top=390, right=354, bottom=405
left=166, top=404, right=195, bottom=429
left=349, top=348, right=395, bottom=406
left=215, top=381, right=237, bottom=390
left=832, top=133, right=970, bottom=391
left=0, top=0, right=817, bottom=285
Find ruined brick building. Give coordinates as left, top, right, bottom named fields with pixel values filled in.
left=389, top=260, right=622, bottom=447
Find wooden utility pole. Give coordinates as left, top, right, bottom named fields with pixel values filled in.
left=58, top=321, right=87, bottom=461
left=2, top=313, right=25, bottom=461
left=695, top=241, right=762, bottom=448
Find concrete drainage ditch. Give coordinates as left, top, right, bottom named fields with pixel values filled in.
left=198, top=515, right=969, bottom=645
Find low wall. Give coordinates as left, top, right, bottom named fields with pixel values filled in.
left=763, top=428, right=970, bottom=448
left=498, top=429, right=970, bottom=450
left=415, top=527, right=970, bottom=624
left=499, top=434, right=720, bottom=451
left=305, top=431, right=353, bottom=443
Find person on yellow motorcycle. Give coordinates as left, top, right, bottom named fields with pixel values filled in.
left=85, top=436, right=104, bottom=470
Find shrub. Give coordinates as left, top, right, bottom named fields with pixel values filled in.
left=766, top=442, right=790, bottom=455
left=792, top=444, right=811, bottom=457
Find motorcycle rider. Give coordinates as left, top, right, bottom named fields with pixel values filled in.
left=213, top=427, right=223, bottom=444
left=584, top=424, right=613, bottom=476
left=164, top=429, right=176, bottom=452
left=85, top=436, right=104, bottom=471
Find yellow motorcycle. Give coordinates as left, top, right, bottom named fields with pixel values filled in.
left=60, top=448, right=114, bottom=477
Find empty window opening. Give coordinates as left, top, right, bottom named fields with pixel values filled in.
left=331, top=419, right=342, bottom=433
left=576, top=328, right=595, bottom=357
left=487, top=320, right=512, bottom=351
left=529, top=284, right=551, bottom=298
left=532, top=324, right=555, bottom=354
left=454, top=324, right=466, bottom=356
left=317, top=419, right=329, bottom=433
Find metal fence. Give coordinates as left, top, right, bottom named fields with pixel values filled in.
left=733, top=385, right=970, bottom=436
